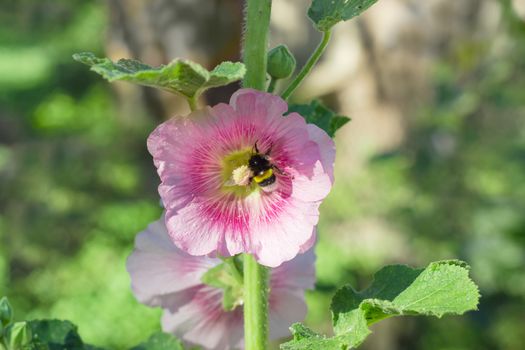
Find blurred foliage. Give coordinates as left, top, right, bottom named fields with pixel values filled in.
left=313, top=1, right=525, bottom=350
left=0, top=0, right=524, bottom=350
left=0, top=0, right=162, bottom=348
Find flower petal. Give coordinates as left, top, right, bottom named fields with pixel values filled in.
left=268, top=246, right=316, bottom=339
left=230, top=88, right=289, bottom=122
left=126, top=218, right=219, bottom=306
left=250, top=199, right=319, bottom=267
left=269, top=289, right=308, bottom=340
left=128, top=216, right=316, bottom=349
left=306, top=123, right=336, bottom=183
left=162, top=286, right=244, bottom=350
left=272, top=245, right=316, bottom=291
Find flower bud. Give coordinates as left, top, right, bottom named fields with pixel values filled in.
left=0, top=298, right=12, bottom=327
left=6, top=322, right=32, bottom=349
left=267, top=45, right=296, bottom=79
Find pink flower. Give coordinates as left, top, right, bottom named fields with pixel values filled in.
left=147, top=88, right=334, bottom=267
left=127, top=218, right=316, bottom=350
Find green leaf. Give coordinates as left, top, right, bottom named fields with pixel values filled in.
left=29, top=320, right=83, bottom=349
left=287, top=100, right=350, bottom=137
left=308, top=0, right=379, bottom=32
left=3, top=319, right=102, bottom=350
left=72, top=52, right=245, bottom=100
left=281, top=260, right=480, bottom=349
left=0, top=297, right=13, bottom=327
left=280, top=324, right=344, bottom=350
left=201, top=257, right=244, bottom=311
left=27, top=320, right=84, bottom=349
left=129, top=332, right=184, bottom=350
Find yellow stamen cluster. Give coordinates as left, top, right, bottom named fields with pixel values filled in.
left=220, top=148, right=258, bottom=197
left=232, top=165, right=252, bottom=186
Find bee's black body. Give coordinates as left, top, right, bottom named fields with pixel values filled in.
left=248, top=153, right=276, bottom=187
left=248, top=154, right=271, bottom=175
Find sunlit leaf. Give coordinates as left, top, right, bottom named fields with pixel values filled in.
left=281, top=260, right=480, bottom=349
left=308, top=0, right=379, bottom=32
left=73, top=52, right=245, bottom=100
left=280, top=323, right=345, bottom=350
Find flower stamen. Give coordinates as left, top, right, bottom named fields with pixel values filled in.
left=232, top=165, right=252, bottom=186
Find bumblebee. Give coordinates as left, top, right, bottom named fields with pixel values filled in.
left=248, top=143, right=280, bottom=191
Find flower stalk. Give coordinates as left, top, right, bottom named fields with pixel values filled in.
left=267, top=77, right=278, bottom=93
left=243, top=0, right=272, bottom=91
left=243, top=254, right=269, bottom=350
left=281, top=30, right=332, bottom=100
left=242, top=0, right=272, bottom=349
left=188, top=96, right=198, bottom=111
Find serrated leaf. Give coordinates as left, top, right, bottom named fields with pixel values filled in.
left=280, top=324, right=345, bottom=350
left=308, top=0, right=379, bottom=32
left=287, top=100, right=350, bottom=138
left=129, top=332, right=184, bottom=350
left=73, top=52, right=245, bottom=100
left=206, top=63, right=246, bottom=89
left=281, top=260, right=480, bottom=350
left=26, top=320, right=84, bottom=350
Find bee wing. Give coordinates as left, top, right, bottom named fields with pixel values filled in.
left=260, top=181, right=278, bottom=193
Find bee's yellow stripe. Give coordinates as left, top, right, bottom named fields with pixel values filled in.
left=253, top=168, right=273, bottom=183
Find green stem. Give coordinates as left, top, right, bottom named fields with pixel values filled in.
left=243, top=0, right=272, bottom=90
left=267, top=77, right=278, bottom=93
left=242, top=1, right=271, bottom=348
left=281, top=30, right=332, bottom=100
left=243, top=254, right=269, bottom=350
left=188, top=96, right=197, bottom=111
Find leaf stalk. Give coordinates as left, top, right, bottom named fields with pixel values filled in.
left=281, top=30, right=332, bottom=100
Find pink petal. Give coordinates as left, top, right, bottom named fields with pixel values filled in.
left=272, top=244, right=316, bottom=291
left=128, top=216, right=317, bottom=349
left=250, top=200, right=319, bottom=267
left=298, top=228, right=317, bottom=254
left=268, top=246, right=316, bottom=338
left=126, top=218, right=219, bottom=306
left=306, top=123, right=336, bottom=183
left=230, top=89, right=288, bottom=122
left=269, top=289, right=308, bottom=340
left=162, top=286, right=244, bottom=350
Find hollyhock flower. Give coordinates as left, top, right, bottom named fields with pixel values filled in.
left=147, top=88, right=334, bottom=267
left=127, top=218, right=316, bottom=350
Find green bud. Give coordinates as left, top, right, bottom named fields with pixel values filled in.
left=267, top=45, right=296, bottom=79
left=0, top=298, right=12, bottom=328
left=6, top=322, right=32, bottom=349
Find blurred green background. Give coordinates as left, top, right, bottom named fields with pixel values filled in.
left=1, top=0, right=524, bottom=349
